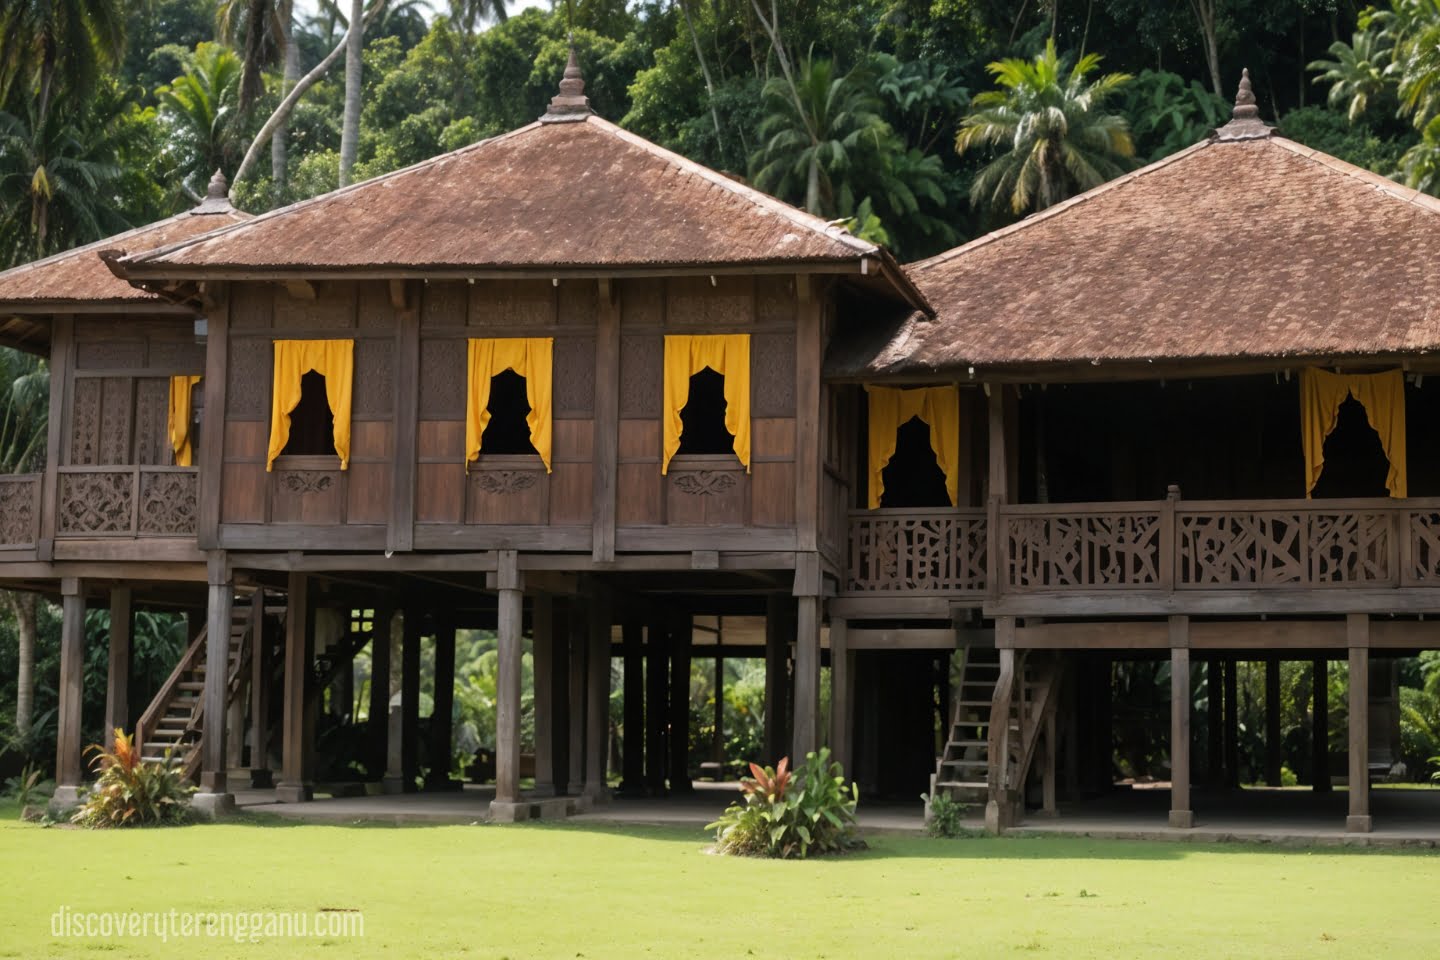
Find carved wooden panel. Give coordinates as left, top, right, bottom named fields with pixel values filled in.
left=357, top=281, right=394, bottom=328
left=353, top=338, right=395, bottom=417
left=1007, top=512, right=1161, bottom=590
left=620, top=280, right=663, bottom=328
left=147, top=340, right=205, bottom=371
left=419, top=339, right=465, bottom=418
left=226, top=338, right=270, bottom=419
left=547, top=462, right=593, bottom=526
left=554, top=336, right=595, bottom=416
left=274, top=281, right=355, bottom=329
left=751, top=333, right=796, bottom=417
left=1179, top=509, right=1390, bottom=586
left=138, top=470, right=198, bottom=535
left=270, top=468, right=344, bottom=524
left=69, top=378, right=102, bottom=465
left=556, top=280, right=596, bottom=328
left=58, top=471, right=133, bottom=534
left=0, top=475, right=39, bottom=546
left=756, top=276, right=796, bottom=325
left=467, top=461, right=547, bottom=524
left=423, top=282, right=467, bottom=326
left=666, top=276, right=752, bottom=328
left=77, top=341, right=145, bottom=369
left=230, top=283, right=273, bottom=329
left=472, top=280, right=554, bottom=327
left=620, top=335, right=661, bottom=417
left=99, top=378, right=133, bottom=465
left=847, top=511, right=987, bottom=594
left=664, top=459, right=747, bottom=525
left=133, top=378, right=169, bottom=465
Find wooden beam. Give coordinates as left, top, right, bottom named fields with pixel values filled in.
left=846, top=627, right=957, bottom=650
left=988, top=588, right=1440, bottom=618
left=1347, top=616, right=1371, bottom=833
left=592, top=279, right=619, bottom=562
left=1169, top=620, right=1193, bottom=828
left=104, top=585, right=132, bottom=737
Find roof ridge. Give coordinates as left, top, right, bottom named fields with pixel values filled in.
left=1267, top=135, right=1440, bottom=216
left=908, top=139, right=1216, bottom=273
left=0, top=208, right=245, bottom=282
left=585, top=116, right=878, bottom=257
left=122, top=122, right=545, bottom=267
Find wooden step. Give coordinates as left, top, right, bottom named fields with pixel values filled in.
left=946, top=739, right=988, bottom=748
left=935, top=780, right=987, bottom=790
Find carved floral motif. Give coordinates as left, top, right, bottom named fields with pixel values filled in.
left=672, top=470, right=738, bottom=497
left=138, top=471, right=198, bottom=535
left=0, top=477, right=38, bottom=545
left=473, top=470, right=538, bottom=494
left=58, top=471, right=133, bottom=534
left=281, top=471, right=336, bottom=494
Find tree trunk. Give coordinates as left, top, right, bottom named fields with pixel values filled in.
left=271, top=0, right=299, bottom=202
left=1189, top=0, right=1223, bottom=97
left=338, top=0, right=364, bottom=188
left=679, top=0, right=724, bottom=151
left=7, top=591, right=37, bottom=738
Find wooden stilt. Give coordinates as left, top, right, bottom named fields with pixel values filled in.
left=1312, top=657, right=1331, bottom=793
left=712, top=650, right=725, bottom=764
left=1265, top=657, right=1282, bottom=787
left=277, top=572, right=313, bottom=803
left=425, top=615, right=457, bottom=790
left=1169, top=620, right=1193, bottom=828
left=669, top=615, right=694, bottom=793
left=584, top=588, right=612, bottom=800
left=791, top=594, right=821, bottom=761
left=830, top=617, right=853, bottom=773
left=763, top=593, right=789, bottom=765
left=532, top=594, right=556, bottom=797
left=552, top=598, right=571, bottom=795
left=567, top=597, right=587, bottom=795
left=50, top=578, right=86, bottom=812
left=195, top=558, right=234, bottom=814
left=1223, top=658, right=1239, bottom=788
left=494, top=550, right=524, bottom=808
left=1347, top=616, right=1371, bottom=833
left=104, top=585, right=132, bottom=738
left=365, top=607, right=390, bottom=785
left=1207, top=658, right=1222, bottom=786
left=251, top=590, right=274, bottom=787
left=619, top=618, right=644, bottom=793
left=399, top=607, right=421, bottom=793
left=644, top=619, right=668, bottom=794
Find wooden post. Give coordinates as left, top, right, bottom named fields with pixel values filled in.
left=712, top=650, right=725, bottom=764
left=425, top=615, right=456, bottom=790
left=1207, top=658, right=1223, bottom=786
left=584, top=588, right=612, bottom=800
left=830, top=617, right=854, bottom=773
left=763, top=593, right=790, bottom=764
left=249, top=590, right=273, bottom=786
left=986, top=385, right=1013, bottom=601
left=494, top=550, right=524, bottom=808
left=399, top=609, right=421, bottom=792
left=532, top=594, right=556, bottom=797
left=619, top=618, right=644, bottom=794
left=1312, top=657, right=1331, bottom=793
left=1347, top=616, right=1371, bottom=833
left=567, top=597, right=588, bottom=794
left=551, top=599, right=571, bottom=795
left=1265, top=657, right=1282, bottom=787
left=365, top=607, right=390, bottom=785
left=795, top=275, right=822, bottom=552
left=383, top=613, right=405, bottom=794
left=645, top=618, right=668, bottom=794
left=276, top=572, right=313, bottom=803
left=195, top=557, right=234, bottom=813
left=37, top=316, right=72, bottom=560
left=669, top=615, right=694, bottom=793
left=791, top=594, right=821, bottom=761
left=50, top=578, right=85, bottom=811
left=388, top=284, right=419, bottom=553
left=104, top=586, right=132, bottom=738
left=1223, top=658, right=1239, bottom=789
left=592, top=279, right=619, bottom=561
left=1041, top=708, right=1058, bottom=816
left=1169, top=619, right=1193, bottom=828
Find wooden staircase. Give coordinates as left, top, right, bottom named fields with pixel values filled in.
left=928, top=645, right=1064, bottom=830
left=135, top=593, right=261, bottom=782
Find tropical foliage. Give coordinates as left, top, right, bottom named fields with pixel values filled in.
left=71, top=729, right=194, bottom=827
left=707, top=750, right=861, bottom=858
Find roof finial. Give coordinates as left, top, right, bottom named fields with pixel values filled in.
left=193, top=169, right=236, bottom=214
left=1213, top=67, right=1272, bottom=141
left=541, top=40, right=593, bottom=123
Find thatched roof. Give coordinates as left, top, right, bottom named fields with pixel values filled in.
left=828, top=73, right=1440, bottom=380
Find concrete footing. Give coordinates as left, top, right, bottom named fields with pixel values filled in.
left=1168, top=809, right=1195, bottom=829
left=1346, top=814, right=1373, bottom=834
left=274, top=783, right=312, bottom=803
left=48, top=785, right=83, bottom=819
left=491, top=795, right=591, bottom=823
left=190, top=791, right=236, bottom=819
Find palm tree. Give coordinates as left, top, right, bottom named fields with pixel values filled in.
left=0, top=347, right=47, bottom=740
left=1387, top=0, right=1440, bottom=131
left=956, top=39, right=1134, bottom=216
left=217, top=0, right=299, bottom=198
left=448, top=0, right=507, bottom=32
left=156, top=43, right=244, bottom=198
left=1309, top=31, right=1393, bottom=124
left=750, top=57, right=890, bottom=217
left=339, top=0, right=364, bottom=187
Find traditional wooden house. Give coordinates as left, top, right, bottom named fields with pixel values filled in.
left=5, top=60, right=1438, bottom=833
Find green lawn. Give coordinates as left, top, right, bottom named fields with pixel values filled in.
left=2, top=801, right=1438, bottom=959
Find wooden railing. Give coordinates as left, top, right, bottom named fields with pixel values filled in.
left=846, top=507, right=987, bottom=595
left=55, top=466, right=198, bottom=537
left=844, top=496, right=1440, bottom=596
left=0, top=474, right=41, bottom=548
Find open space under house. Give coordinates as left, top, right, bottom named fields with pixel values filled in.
left=4, top=59, right=1440, bottom=837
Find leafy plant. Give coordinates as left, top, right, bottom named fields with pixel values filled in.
left=924, top=792, right=971, bottom=838
left=71, top=728, right=194, bottom=828
left=706, top=749, right=861, bottom=859
left=4, top=762, right=52, bottom=816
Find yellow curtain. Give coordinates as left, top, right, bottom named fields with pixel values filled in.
left=662, top=334, right=751, bottom=474
left=167, top=375, right=201, bottom=467
left=266, top=339, right=354, bottom=471
left=465, top=337, right=554, bottom=472
left=865, top=385, right=961, bottom=509
left=1300, top=368, right=1407, bottom=498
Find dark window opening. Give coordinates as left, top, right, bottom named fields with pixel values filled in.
left=879, top=417, right=950, bottom=508
left=480, top=369, right=539, bottom=456
left=1311, top=396, right=1389, bottom=499
left=281, top=370, right=336, bottom=457
left=677, top=367, right=735, bottom=456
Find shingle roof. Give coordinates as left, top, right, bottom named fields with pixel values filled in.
left=833, top=121, right=1440, bottom=378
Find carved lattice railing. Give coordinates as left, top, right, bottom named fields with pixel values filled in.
left=56, top=466, right=198, bottom=537
left=846, top=508, right=987, bottom=594
left=0, top=474, right=41, bottom=548
left=1003, top=504, right=1163, bottom=591
left=1178, top=503, right=1395, bottom=587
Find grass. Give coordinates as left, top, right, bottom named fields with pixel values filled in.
left=1, top=800, right=1438, bottom=959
